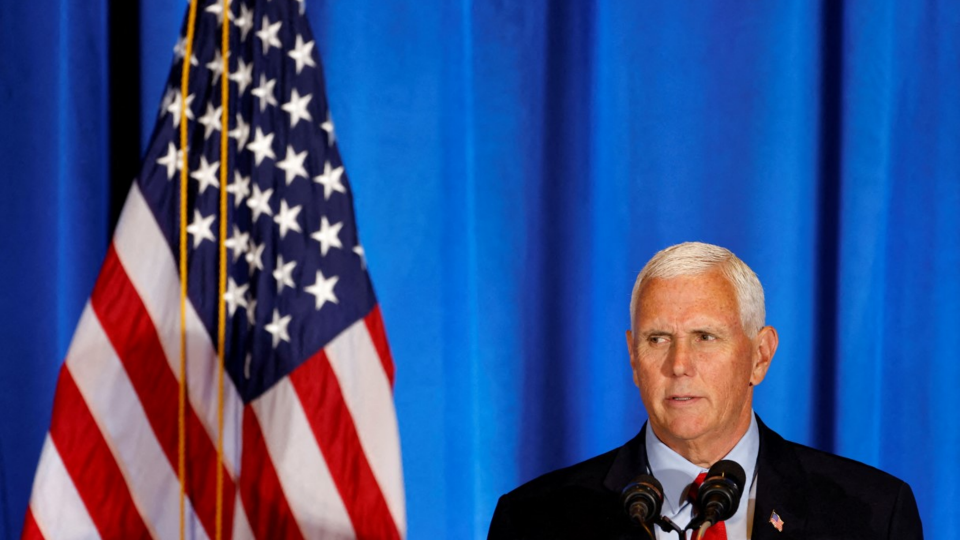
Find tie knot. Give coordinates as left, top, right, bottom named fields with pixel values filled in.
left=687, top=472, right=708, bottom=503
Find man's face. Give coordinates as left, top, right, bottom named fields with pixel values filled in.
left=626, top=269, right=776, bottom=458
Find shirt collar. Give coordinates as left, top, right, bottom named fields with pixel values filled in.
left=645, top=413, right=760, bottom=516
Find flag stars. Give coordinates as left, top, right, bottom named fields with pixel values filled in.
left=246, top=241, right=265, bottom=275
left=235, top=3, right=254, bottom=41
left=246, top=298, right=258, bottom=326
left=247, top=127, right=276, bottom=166
left=230, top=57, right=253, bottom=95
left=156, top=142, right=182, bottom=180
left=167, top=92, right=195, bottom=128
left=311, top=216, right=343, bottom=256
left=264, top=309, right=292, bottom=348
left=276, top=145, right=308, bottom=185
left=320, top=112, right=336, bottom=146
left=274, top=200, right=303, bottom=238
left=190, top=156, right=220, bottom=194
left=186, top=210, right=216, bottom=248
left=314, top=160, right=346, bottom=200
left=256, top=16, right=283, bottom=55
left=288, top=35, right=316, bottom=74
left=227, top=171, right=250, bottom=207
left=272, top=255, right=297, bottom=293
left=247, top=184, right=274, bottom=222
left=205, top=50, right=227, bottom=84
left=205, top=2, right=225, bottom=24
left=282, top=89, right=313, bottom=128
left=305, top=270, right=339, bottom=311
left=229, top=113, right=250, bottom=149
left=353, top=244, right=367, bottom=269
left=223, top=277, right=249, bottom=316
left=198, top=102, right=223, bottom=140
left=225, top=225, right=249, bottom=262
left=251, top=74, right=278, bottom=112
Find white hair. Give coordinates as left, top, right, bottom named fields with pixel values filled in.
left=629, top=242, right=766, bottom=337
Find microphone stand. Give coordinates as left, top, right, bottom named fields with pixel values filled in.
left=654, top=516, right=686, bottom=540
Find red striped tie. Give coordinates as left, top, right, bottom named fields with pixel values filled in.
left=687, top=472, right=728, bottom=540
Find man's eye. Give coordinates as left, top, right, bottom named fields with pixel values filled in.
left=698, top=333, right=716, bottom=341
left=648, top=336, right=667, bottom=344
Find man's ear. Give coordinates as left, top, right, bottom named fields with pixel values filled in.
left=749, top=325, right=778, bottom=386
left=626, top=330, right=640, bottom=388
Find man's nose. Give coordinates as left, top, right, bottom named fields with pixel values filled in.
left=668, top=340, right=694, bottom=377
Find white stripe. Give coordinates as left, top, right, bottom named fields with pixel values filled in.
left=28, top=436, right=101, bottom=540
left=231, top=490, right=256, bottom=540
left=325, top=320, right=406, bottom=536
left=252, top=379, right=355, bottom=539
left=65, top=304, right=208, bottom=540
left=112, top=183, right=243, bottom=476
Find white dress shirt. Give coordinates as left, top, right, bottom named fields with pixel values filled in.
left=647, top=413, right=760, bottom=540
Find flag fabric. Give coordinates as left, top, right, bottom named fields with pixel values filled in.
left=22, top=0, right=405, bottom=538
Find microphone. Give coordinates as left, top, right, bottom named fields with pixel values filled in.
left=691, top=460, right=746, bottom=536
left=621, top=474, right=664, bottom=533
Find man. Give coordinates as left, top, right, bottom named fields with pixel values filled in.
left=488, top=242, right=922, bottom=539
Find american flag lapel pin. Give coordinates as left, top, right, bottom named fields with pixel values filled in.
left=769, top=510, right=784, bottom=532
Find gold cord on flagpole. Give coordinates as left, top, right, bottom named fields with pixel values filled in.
left=178, top=1, right=201, bottom=539
left=215, top=1, right=231, bottom=539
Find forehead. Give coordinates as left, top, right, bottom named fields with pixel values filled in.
left=635, top=270, right=740, bottom=326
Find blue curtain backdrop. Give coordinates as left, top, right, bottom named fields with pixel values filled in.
left=1, top=1, right=957, bottom=538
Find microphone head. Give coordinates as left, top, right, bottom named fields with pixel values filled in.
left=620, top=474, right=664, bottom=526
left=697, top=460, right=746, bottom=522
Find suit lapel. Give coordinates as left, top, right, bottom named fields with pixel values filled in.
left=751, top=418, right=809, bottom=540
left=602, top=425, right=648, bottom=494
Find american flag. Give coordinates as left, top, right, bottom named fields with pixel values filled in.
left=21, top=0, right=405, bottom=538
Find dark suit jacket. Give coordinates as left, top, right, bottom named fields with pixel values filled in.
left=488, top=418, right=922, bottom=539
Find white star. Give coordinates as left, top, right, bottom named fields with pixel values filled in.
left=186, top=210, right=215, bottom=248
left=296, top=0, right=306, bottom=15
left=224, top=225, right=249, bottom=262
left=205, top=2, right=224, bottom=24
left=190, top=156, right=220, bottom=194
left=251, top=74, right=278, bottom=112
left=256, top=16, right=283, bottom=55
left=166, top=92, right=195, bottom=128
left=272, top=255, right=297, bottom=293
left=276, top=145, right=308, bottom=185
left=288, top=35, right=316, bottom=74
left=246, top=241, right=265, bottom=275
left=281, top=89, right=313, bottom=128
left=197, top=102, right=223, bottom=140
left=314, top=160, right=346, bottom=200
left=353, top=244, right=367, bottom=269
left=230, top=57, right=253, bottom=94
left=246, top=127, right=276, bottom=166
left=235, top=3, right=254, bottom=41
left=305, top=270, right=339, bottom=311
left=320, top=111, right=336, bottom=146
left=156, top=142, right=181, bottom=180
left=246, top=298, right=258, bottom=326
left=159, top=87, right=176, bottom=117
left=273, top=200, right=303, bottom=238
left=229, top=113, right=250, bottom=149
left=172, top=36, right=199, bottom=66
left=223, top=277, right=249, bottom=316
left=311, top=216, right=343, bottom=256
left=247, top=183, right=274, bottom=222
left=264, top=308, right=292, bottom=348
left=227, top=170, right=250, bottom=207
left=206, top=49, right=227, bottom=85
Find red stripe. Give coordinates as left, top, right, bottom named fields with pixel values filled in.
left=48, top=367, right=152, bottom=539
left=90, top=245, right=235, bottom=539
left=364, top=305, right=395, bottom=388
left=20, top=507, right=45, bottom=540
left=290, top=350, right=400, bottom=540
left=239, top=407, right=305, bottom=540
